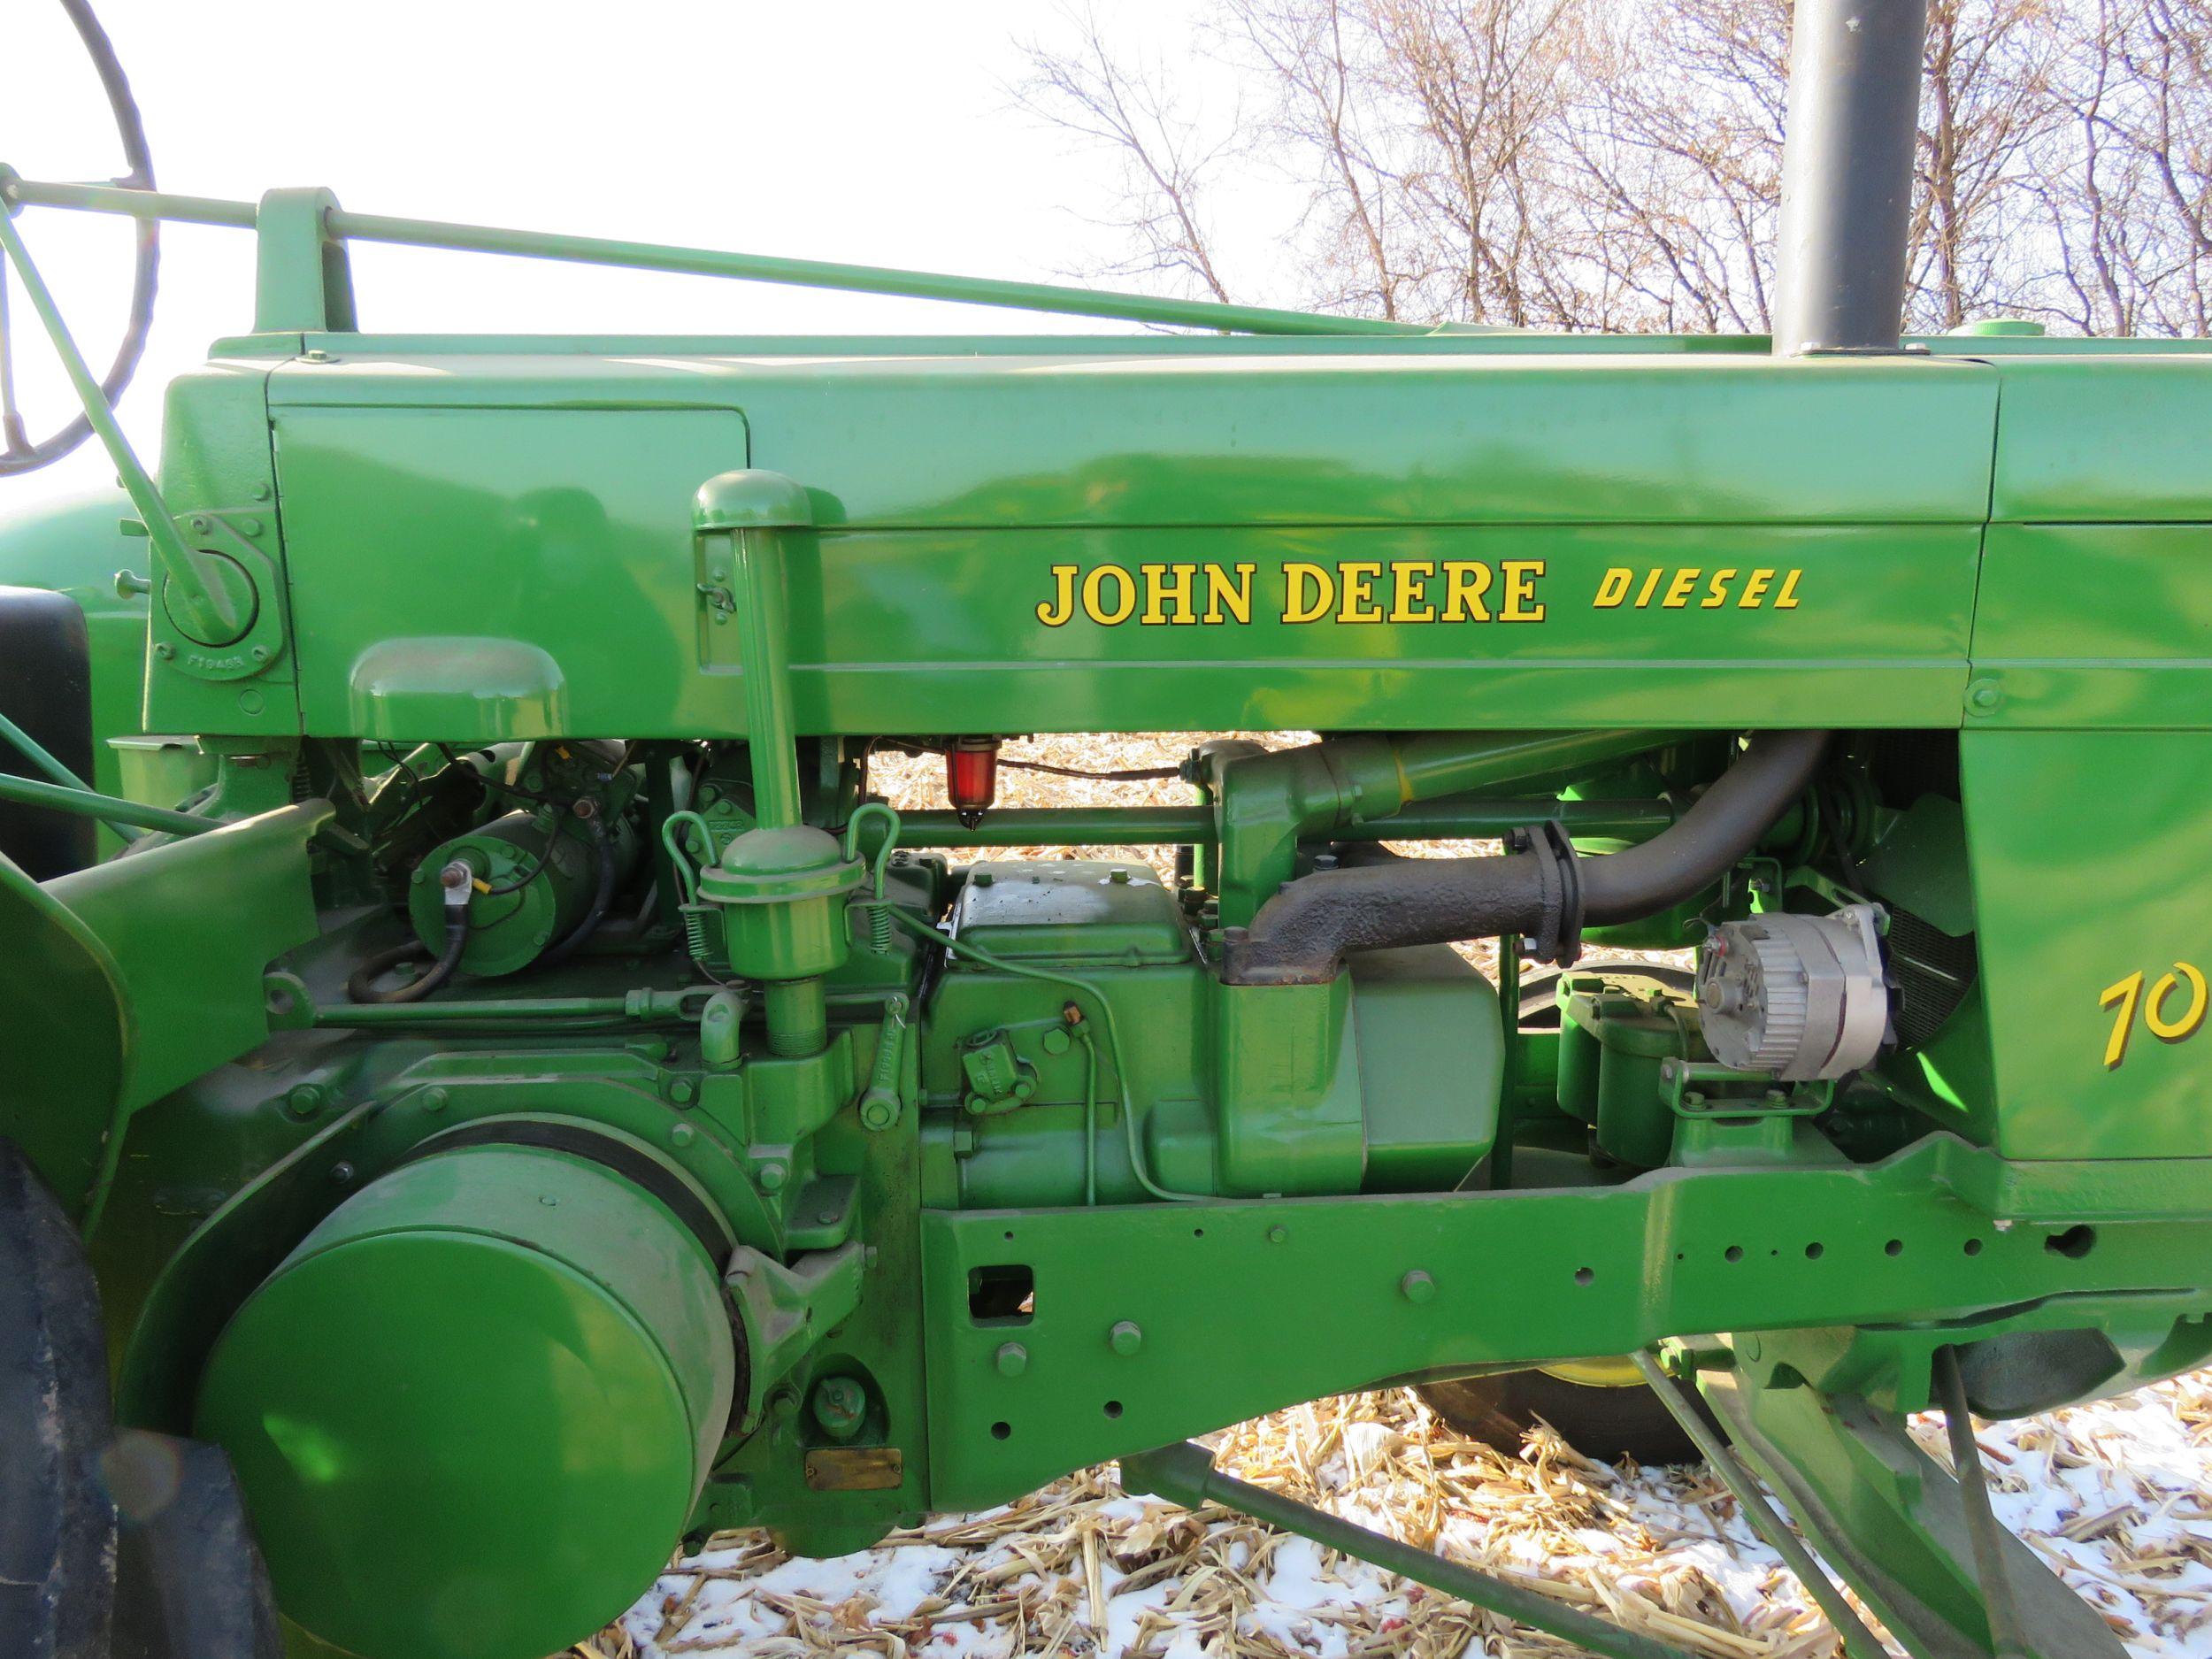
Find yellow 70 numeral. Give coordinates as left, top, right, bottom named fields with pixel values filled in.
left=2101, top=963, right=2210, bottom=1070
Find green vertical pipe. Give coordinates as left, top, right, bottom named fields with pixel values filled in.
left=731, top=528, right=801, bottom=825
left=763, top=979, right=827, bottom=1058
left=694, top=471, right=812, bottom=828
left=1490, top=940, right=1519, bottom=1192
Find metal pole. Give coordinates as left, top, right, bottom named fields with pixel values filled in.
left=0, top=198, right=232, bottom=637
left=1120, top=1441, right=1698, bottom=1659
left=1334, top=798, right=1671, bottom=842
left=0, top=707, right=140, bottom=842
left=886, top=800, right=1669, bottom=849
left=1932, top=1346, right=2031, bottom=1659
left=890, top=807, right=1215, bottom=847
left=1632, top=1352, right=1893, bottom=1659
left=1770, top=0, right=1930, bottom=355
left=1, top=174, right=1451, bottom=339
left=0, top=771, right=213, bottom=838
left=2, top=177, right=258, bottom=227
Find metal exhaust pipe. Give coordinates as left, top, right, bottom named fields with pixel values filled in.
left=1771, top=0, right=1930, bottom=356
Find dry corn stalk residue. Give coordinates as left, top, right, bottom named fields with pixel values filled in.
left=592, top=1377, right=2212, bottom=1659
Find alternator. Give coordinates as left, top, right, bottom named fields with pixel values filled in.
left=1695, top=904, right=1891, bottom=1080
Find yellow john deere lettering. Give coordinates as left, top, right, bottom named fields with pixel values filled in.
left=1039, top=560, right=1805, bottom=626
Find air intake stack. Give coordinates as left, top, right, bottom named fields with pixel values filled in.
left=1771, top=0, right=1930, bottom=355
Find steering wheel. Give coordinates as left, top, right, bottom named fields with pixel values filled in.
left=0, top=0, right=158, bottom=476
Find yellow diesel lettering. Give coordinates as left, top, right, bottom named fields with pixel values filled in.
left=1662, top=568, right=1701, bottom=609
left=1739, top=568, right=1775, bottom=608
left=1594, top=568, right=1632, bottom=608
left=1702, top=568, right=1737, bottom=608
left=1775, top=568, right=1802, bottom=609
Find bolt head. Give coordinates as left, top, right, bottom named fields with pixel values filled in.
left=757, top=1160, right=788, bottom=1192
left=1400, top=1269, right=1436, bottom=1304
left=995, top=1341, right=1029, bottom=1377
left=671, top=1123, right=697, bottom=1148
left=1108, top=1320, right=1143, bottom=1356
left=668, top=1078, right=696, bottom=1106
left=809, top=1375, right=868, bottom=1439
left=153, top=642, right=174, bottom=660
left=1267, top=1225, right=1287, bottom=1245
left=421, top=1087, right=448, bottom=1113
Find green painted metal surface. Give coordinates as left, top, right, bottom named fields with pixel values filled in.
left=228, top=353, right=1992, bottom=741
left=1, top=164, right=2209, bottom=1659
left=1962, top=731, right=2212, bottom=1158
left=195, top=1143, right=733, bottom=1659
left=917, top=1140, right=2212, bottom=1509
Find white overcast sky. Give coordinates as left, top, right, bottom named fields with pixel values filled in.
left=6, top=0, right=1282, bottom=515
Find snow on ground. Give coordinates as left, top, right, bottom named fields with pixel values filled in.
left=582, top=1372, right=2212, bottom=1659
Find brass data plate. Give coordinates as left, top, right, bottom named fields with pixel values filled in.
left=803, top=1447, right=904, bottom=1492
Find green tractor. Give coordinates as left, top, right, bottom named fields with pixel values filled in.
left=4, top=3, right=2208, bottom=1657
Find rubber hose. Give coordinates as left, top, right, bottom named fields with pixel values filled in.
left=535, top=813, right=615, bottom=971
left=348, top=918, right=465, bottom=1005
left=1225, top=732, right=1829, bottom=986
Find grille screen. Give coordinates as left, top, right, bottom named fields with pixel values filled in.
left=1886, top=904, right=1977, bottom=1048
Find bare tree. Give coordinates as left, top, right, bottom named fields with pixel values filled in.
left=1016, top=0, right=2210, bottom=336
left=1558, top=0, right=1792, bottom=331
left=2076, top=0, right=2212, bottom=334
left=1011, top=4, right=1241, bottom=302
left=1909, top=0, right=2063, bottom=330
left=1211, top=0, right=1420, bottom=319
